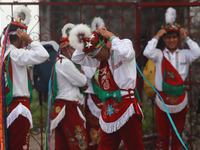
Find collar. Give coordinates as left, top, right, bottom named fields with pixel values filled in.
left=164, top=47, right=179, bottom=54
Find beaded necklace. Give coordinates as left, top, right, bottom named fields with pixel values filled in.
left=166, top=51, right=178, bottom=71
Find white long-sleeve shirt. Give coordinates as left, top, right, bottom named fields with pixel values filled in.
left=143, top=38, right=200, bottom=91
left=72, top=38, right=137, bottom=97
left=4, top=41, right=49, bottom=98
left=55, top=54, right=87, bottom=104
left=81, top=65, right=96, bottom=94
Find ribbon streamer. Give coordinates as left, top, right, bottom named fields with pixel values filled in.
left=136, top=62, right=188, bottom=150
left=45, top=46, right=60, bottom=150
left=0, top=25, right=10, bottom=150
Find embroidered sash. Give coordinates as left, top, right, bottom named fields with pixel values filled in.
left=96, top=60, right=121, bottom=103
left=162, top=54, right=184, bottom=96
left=157, top=90, right=186, bottom=105
left=99, top=96, right=143, bottom=133
left=91, top=60, right=142, bottom=133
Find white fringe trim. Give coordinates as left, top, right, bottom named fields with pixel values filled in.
left=137, top=102, right=144, bottom=121
left=50, top=105, right=66, bottom=131
left=7, top=103, right=33, bottom=129
left=77, top=106, right=86, bottom=128
left=156, top=92, right=188, bottom=114
left=87, top=94, right=102, bottom=119
left=99, top=104, right=135, bottom=133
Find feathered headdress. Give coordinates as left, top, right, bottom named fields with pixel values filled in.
left=91, top=17, right=105, bottom=32
left=161, top=7, right=181, bottom=32
left=9, top=5, right=32, bottom=34
left=69, top=23, right=102, bottom=57
left=60, top=23, right=75, bottom=48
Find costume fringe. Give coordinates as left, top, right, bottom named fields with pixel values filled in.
left=99, top=104, right=135, bottom=133
left=7, top=103, right=32, bottom=128
left=156, top=92, right=188, bottom=113
left=87, top=94, right=101, bottom=118
left=50, top=105, right=66, bottom=131
left=77, top=106, right=86, bottom=128
left=137, top=102, right=144, bottom=121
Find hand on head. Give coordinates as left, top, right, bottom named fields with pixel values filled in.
left=156, top=29, right=167, bottom=38
left=179, top=28, right=188, bottom=40
left=97, top=27, right=115, bottom=40
left=16, top=28, right=33, bottom=44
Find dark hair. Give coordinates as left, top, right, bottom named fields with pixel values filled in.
left=156, top=30, right=180, bottom=50
left=163, top=30, right=179, bottom=38
left=9, top=35, right=18, bottom=43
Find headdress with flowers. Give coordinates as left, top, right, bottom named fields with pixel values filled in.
left=8, top=5, right=31, bottom=35
left=91, top=16, right=105, bottom=32
left=69, top=23, right=104, bottom=57
left=161, top=7, right=181, bottom=32
left=60, top=23, right=75, bottom=48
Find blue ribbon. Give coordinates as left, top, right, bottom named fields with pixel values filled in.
left=46, top=46, right=60, bottom=150
left=136, top=62, right=188, bottom=150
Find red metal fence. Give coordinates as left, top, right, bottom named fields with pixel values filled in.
left=1, top=1, right=200, bottom=149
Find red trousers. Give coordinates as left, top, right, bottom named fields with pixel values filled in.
left=84, top=94, right=100, bottom=150
left=7, top=97, right=31, bottom=150
left=55, top=102, right=87, bottom=150
left=156, top=105, right=187, bottom=150
left=8, top=115, right=30, bottom=150
left=98, top=114, right=145, bottom=150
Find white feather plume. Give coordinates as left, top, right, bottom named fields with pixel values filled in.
left=69, top=24, right=92, bottom=51
left=13, top=5, right=31, bottom=25
left=91, top=17, right=105, bottom=32
left=61, top=23, right=75, bottom=38
left=165, top=7, right=176, bottom=24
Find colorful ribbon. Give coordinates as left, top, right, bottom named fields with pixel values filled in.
left=45, top=46, right=60, bottom=150
left=0, top=25, right=10, bottom=150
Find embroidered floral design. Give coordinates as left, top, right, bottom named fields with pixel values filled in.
left=55, top=106, right=61, bottom=113
left=75, top=125, right=87, bottom=150
left=100, top=68, right=111, bottom=90
left=66, top=127, right=87, bottom=149
left=166, top=71, right=175, bottom=79
left=23, top=132, right=30, bottom=150
left=103, top=80, right=110, bottom=90
left=107, top=105, right=114, bottom=116
left=94, top=68, right=99, bottom=82
left=66, top=128, right=76, bottom=145
left=166, top=95, right=179, bottom=104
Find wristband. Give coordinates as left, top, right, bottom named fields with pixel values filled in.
left=185, top=37, right=190, bottom=42
left=109, top=36, right=116, bottom=41
left=153, top=35, right=159, bottom=40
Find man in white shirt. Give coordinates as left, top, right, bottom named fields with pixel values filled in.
left=70, top=24, right=144, bottom=150
left=143, top=7, right=200, bottom=150
left=50, top=23, right=88, bottom=150
left=3, top=6, right=49, bottom=150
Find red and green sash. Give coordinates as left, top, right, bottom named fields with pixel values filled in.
left=162, top=55, right=184, bottom=96
left=92, top=60, right=121, bottom=104
left=4, top=53, right=33, bottom=114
